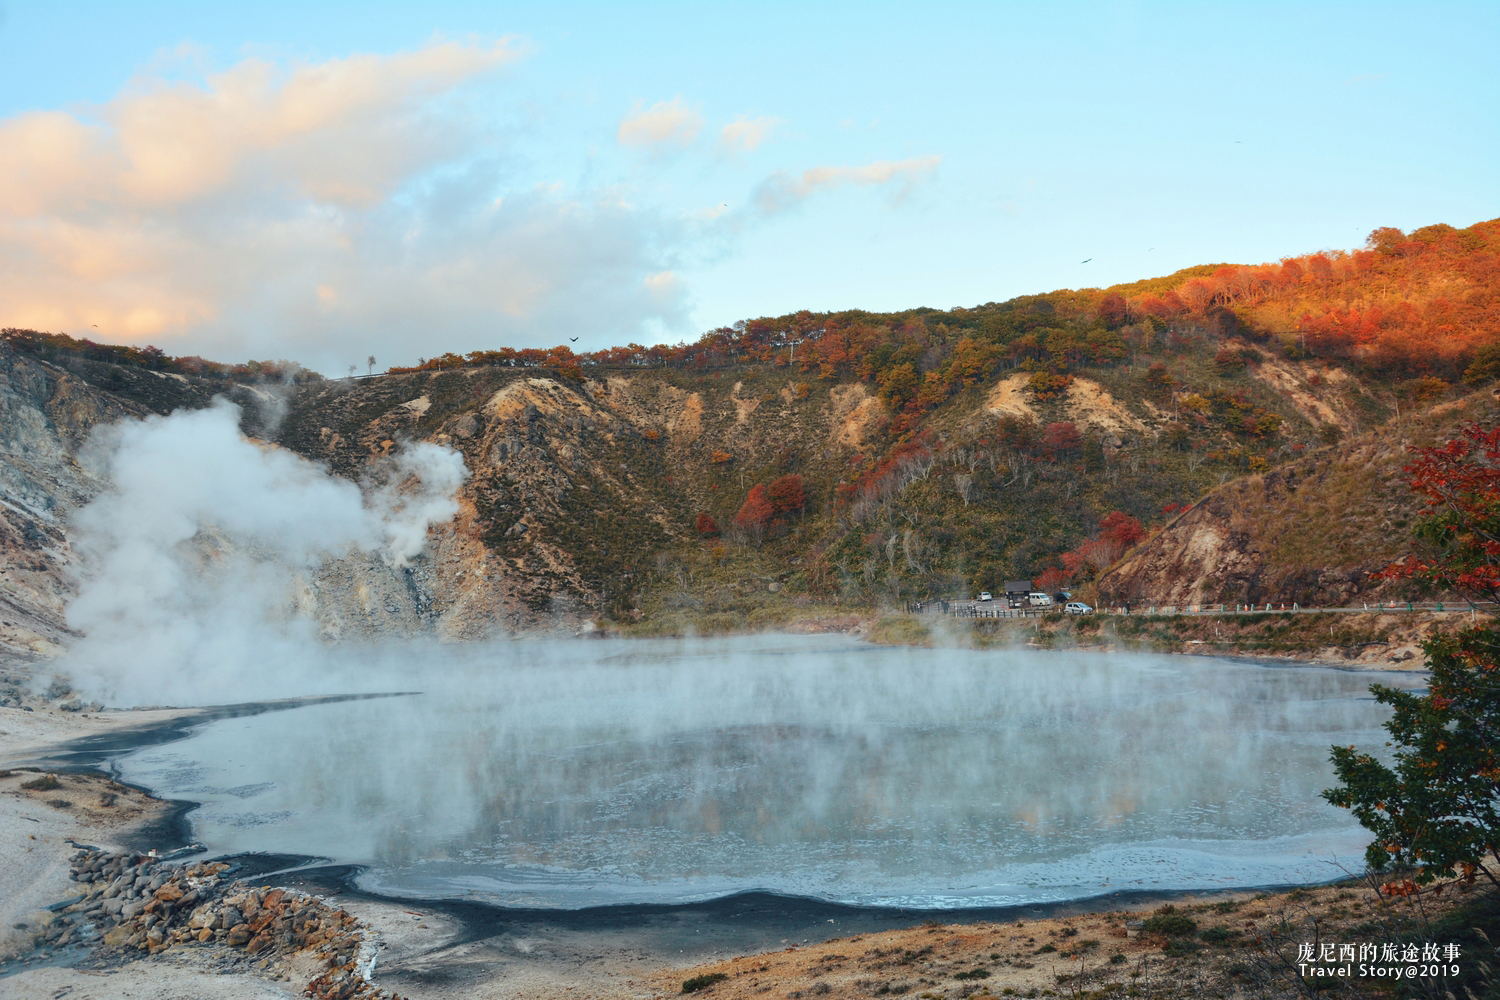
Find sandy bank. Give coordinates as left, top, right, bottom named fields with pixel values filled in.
left=0, top=704, right=197, bottom=955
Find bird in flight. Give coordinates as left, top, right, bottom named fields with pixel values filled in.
left=569, top=336, right=578, bottom=342
left=1080, top=258, right=1092, bottom=264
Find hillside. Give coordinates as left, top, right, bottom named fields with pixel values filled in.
left=1096, top=391, right=1496, bottom=608
left=0, top=217, right=1495, bottom=647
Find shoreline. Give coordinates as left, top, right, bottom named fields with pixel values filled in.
left=0, top=644, right=1440, bottom=997
left=616, top=606, right=1469, bottom=674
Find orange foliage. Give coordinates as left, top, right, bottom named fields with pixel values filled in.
left=1128, top=218, right=1500, bottom=377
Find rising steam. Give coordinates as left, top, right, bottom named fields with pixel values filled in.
left=59, top=399, right=467, bottom=705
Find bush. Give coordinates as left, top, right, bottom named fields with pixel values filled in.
left=1141, top=906, right=1196, bottom=937
left=21, top=774, right=61, bottom=791
left=682, top=973, right=728, bottom=993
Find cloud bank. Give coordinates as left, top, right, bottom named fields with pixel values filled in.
left=754, top=156, right=942, bottom=215
left=717, top=115, right=782, bottom=154
left=0, top=39, right=690, bottom=372
left=616, top=97, right=704, bottom=149
left=0, top=38, right=944, bottom=372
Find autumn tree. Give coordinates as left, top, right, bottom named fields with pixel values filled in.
left=1040, top=421, right=1082, bottom=460
left=1325, top=423, right=1500, bottom=886
left=767, top=474, right=807, bottom=517
left=1142, top=362, right=1175, bottom=398
left=1097, top=293, right=1127, bottom=329
left=694, top=512, right=720, bottom=537
left=734, top=484, right=774, bottom=546
left=1097, top=510, right=1146, bottom=552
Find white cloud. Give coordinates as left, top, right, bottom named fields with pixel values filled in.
left=0, top=39, right=691, bottom=372
left=643, top=269, right=681, bottom=302
left=753, top=156, right=942, bottom=215
left=616, top=97, right=703, bottom=149
left=717, top=115, right=782, bottom=154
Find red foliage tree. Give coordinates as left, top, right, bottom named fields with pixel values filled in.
left=734, top=484, right=774, bottom=545
left=1097, top=511, right=1146, bottom=551
left=1040, top=421, right=1082, bottom=460
left=1042, top=511, right=1147, bottom=588
left=694, top=512, right=720, bottom=537
left=1378, top=423, right=1500, bottom=601
left=1035, top=566, right=1071, bottom=592
left=1097, top=293, right=1127, bottom=328
left=767, top=474, right=807, bottom=516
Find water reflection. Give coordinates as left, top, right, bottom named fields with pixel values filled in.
left=115, top=637, right=1409, bottom=908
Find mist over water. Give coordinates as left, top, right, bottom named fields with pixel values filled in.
left=53, top=403, right=1406, bottom=909
left=112, top=636, right=1406, bottom=909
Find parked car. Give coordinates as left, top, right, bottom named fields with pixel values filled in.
left=1027, top=592, right=1053, bottom=607
left=1064, top=601, right=1093, bottom=615
left=977, top=592, right=993, bottom=602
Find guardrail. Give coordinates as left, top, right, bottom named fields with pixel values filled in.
left=1090, top=601, right=1493, bottom=617
left=913, top=599, right=1497, bottom=619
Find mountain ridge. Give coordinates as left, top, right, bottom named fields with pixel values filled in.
left=0, top=218, right=1494, bottom=662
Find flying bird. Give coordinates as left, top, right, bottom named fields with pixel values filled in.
left=1080, top=258, right=1092, bottom=264
left=569, top=337, right=578, bottom=342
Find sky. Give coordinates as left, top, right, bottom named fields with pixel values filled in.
left=0, top=2, right=1495, bottom=375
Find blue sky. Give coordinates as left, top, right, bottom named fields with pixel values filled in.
left=1, top=2, right=1495, bottom=374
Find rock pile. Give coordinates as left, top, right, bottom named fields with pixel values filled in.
left=60, top=847, right=406, bottom=999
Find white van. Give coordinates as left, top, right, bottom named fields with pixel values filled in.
left=1027, top=592, right=1053, bottom=607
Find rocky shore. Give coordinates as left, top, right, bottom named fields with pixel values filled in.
left=36, top=846, right=395, bottom=999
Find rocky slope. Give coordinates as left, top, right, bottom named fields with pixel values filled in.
left=1096, top=391, right=1496, bottom=608
left=0, top=333, right=1485, bottom=675
left=0, top=347, right=151, bottom=665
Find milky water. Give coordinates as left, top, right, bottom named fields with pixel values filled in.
left=111, top=636, right=1410, bottom=910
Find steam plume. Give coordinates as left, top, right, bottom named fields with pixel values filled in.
left=59, top=399, right=467, bottom=705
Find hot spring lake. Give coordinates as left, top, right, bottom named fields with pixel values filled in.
left=106, top=636, right=1415, bottom=910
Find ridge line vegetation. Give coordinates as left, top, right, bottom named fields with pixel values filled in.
left=4, top=218, right=1497, bottom=618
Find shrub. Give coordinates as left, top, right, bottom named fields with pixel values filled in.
left=768, top=474, right=808, bottom=515
left=21, top=774, right=61, bottom=791
left=1141, top=906, right=1196, bottom=937
left=682, top=973, right=728, bottom=993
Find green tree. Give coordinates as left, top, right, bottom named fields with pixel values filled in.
left=1325, top=627, right=1500, bottom=887
left=1324, top=423, right=1500, bottom=886
left=1465, top=343, right=1500, bottom=384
